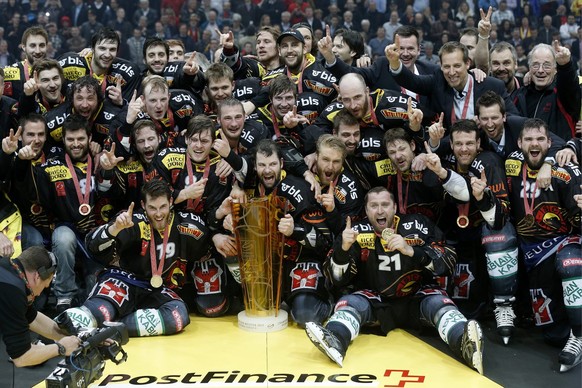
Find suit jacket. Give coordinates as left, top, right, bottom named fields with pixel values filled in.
left=327, top=57, right=440, bottom=124
left=392, top=65, right=519, bottom=129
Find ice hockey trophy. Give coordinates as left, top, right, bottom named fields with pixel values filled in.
left=231, top=196, right=288, bottom=332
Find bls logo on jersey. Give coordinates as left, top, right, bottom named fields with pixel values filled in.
left=112, top=62, right=135, bottom=78
left=402, top=221, right=428, bottom=234
left=360, top=138, right=381, bottom=149
left=298, top=95, right=320, bottom=107
left=235, top=86, right=253, bottom=98
left=530, top=288, right=553, bottom=325
left=281, top=182, right=303, bottom=202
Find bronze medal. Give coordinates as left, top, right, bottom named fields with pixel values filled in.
left=79, top=203, right=91, bottom=216
left=381, top=228, right=394, bottom=240
left=30, top=203, right=42, bottom=215
left=150, top=275, right=163, bottom=288
left=457, top=215, right=469, bottom=228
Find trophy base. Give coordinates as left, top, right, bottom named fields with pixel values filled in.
left=237, top=310, right=288, bottom=333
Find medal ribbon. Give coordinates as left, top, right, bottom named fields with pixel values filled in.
left=450, top=77, right=473, bottom=124
left=522, top=164, right=537, bottom=217
left=149, top=215, right=172, bottom=280
left=286, top=60, right=306, bottom=94
left=65, top=154, right=93, bottom=212
left=363, top=95, right=380, bottom=126
left=185, top=154, right=210, bottom=211
left=396, top=172, right=410, bottom=214
left=270, top=106, right=283, bottom=138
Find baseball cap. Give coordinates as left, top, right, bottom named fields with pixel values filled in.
left=277, top=29, right=305, bottom=45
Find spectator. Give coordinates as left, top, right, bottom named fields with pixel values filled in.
left=202, top=9, right=222, bottom=40
left=132, top=0, right=158, bottom=31
left=430, top=8, right=459, bottom=43
left=279, top=12, right=292, bottom=32
left=418, top=40, right=439, bottom=64
left=0, top=39, right=17, bottom=67
left=6, top=13, right=27, bottom=55
left=369, top=27, right=390, bottom=58
left=552, top=4, right=568, bottom=29
left=499, top=19, right=514, bottom=42
left=383, top=11, right=403, bottom=42
left=363, top=0, right=386, bottom=32
left=180, top=0, right=206, bottom=26
left=236, top=0, right=260, bottom=27
left=43, top=0, right=64, bottom=26
left=108, top=8, right=133, bottom=42
left=126, top=28, right=146, bottom=67
left=538, top=15, right=558, bottom=45
left=491, top=1, right=515, bottom=26
left=80, top=10, right=104, bottom=43
left=454, top=1, right=474, bottom=29
left=174, top=23, right=196, bottom=52
left=68, top=0, right=88, bottom=27
left=304, top=7, right=325, bottom=34
left=341, top=11, right=355, bottom=31
left=559, top=15, right=579, bottom=47
left=259, top=0, right=286, bottom=26
left=46, top=22, right=65, bottom=57
left=90, top=0, right=113, bottom=25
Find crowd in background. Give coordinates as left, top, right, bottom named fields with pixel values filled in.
left=0, top=0, right=581, bottom=72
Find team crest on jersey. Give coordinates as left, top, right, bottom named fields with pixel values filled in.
left=453, top=263, right=474, bottom=299
left=193, top=259, right=223, bottom=294
left=177, top=223, right=203, bottom=239
left=530, top=288, right=553, bottom=325
left=96, top=279, right=130, bottom=307
left=395, top=272, right=422, bottom=297
left=175, top=106, right=193, bottom=118
left=290, top=262, right=321, bottom=291
left=534, top=204, right=569, bottom=233
left=334, top=185, right=347, bottom=204
left=380, top=108, right=408, bottom=120
left=303, top=80, right=334, bottom=96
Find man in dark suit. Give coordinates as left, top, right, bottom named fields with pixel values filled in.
left=386, top=40, right=519, bottom=130
left=68, top=0, right=89, bottom=27
left=320, top=25, right=439, bottom=124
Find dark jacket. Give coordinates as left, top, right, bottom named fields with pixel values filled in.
left=513, top=59, right=581, bottom=140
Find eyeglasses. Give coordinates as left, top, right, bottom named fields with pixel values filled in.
left=530, top=62, right=554, bottom=71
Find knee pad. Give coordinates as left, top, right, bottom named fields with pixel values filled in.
left=420, top=294, right=458, bottom=326
left=83, top=298, right=117, bottom=326
left=65, top=305, right=98, bottom=331
left=481, top=222, right=518, bottom=297
left=290, top=293, right=332, bottom=326
left=556, top=242, right=582, bottom=320
left=124, top=301, right=191, bottom=337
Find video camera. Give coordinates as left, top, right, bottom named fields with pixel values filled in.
left=45, top=312, right=129, bottom=388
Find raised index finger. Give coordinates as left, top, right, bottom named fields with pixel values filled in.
left=326, top=25, right=331, bottom=39
left=127, top=201, right=134, bottom=218
left=345, top=216, right=351, bottom=230
left=480, top=168, right=487, bottom=183
left=424, top=141, right=433, bottom=154
left=394, top=34, right=400, bottom=48
left=116, top=75, right=122, bottom=88
left=407, top=97, right=412, bottom=114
